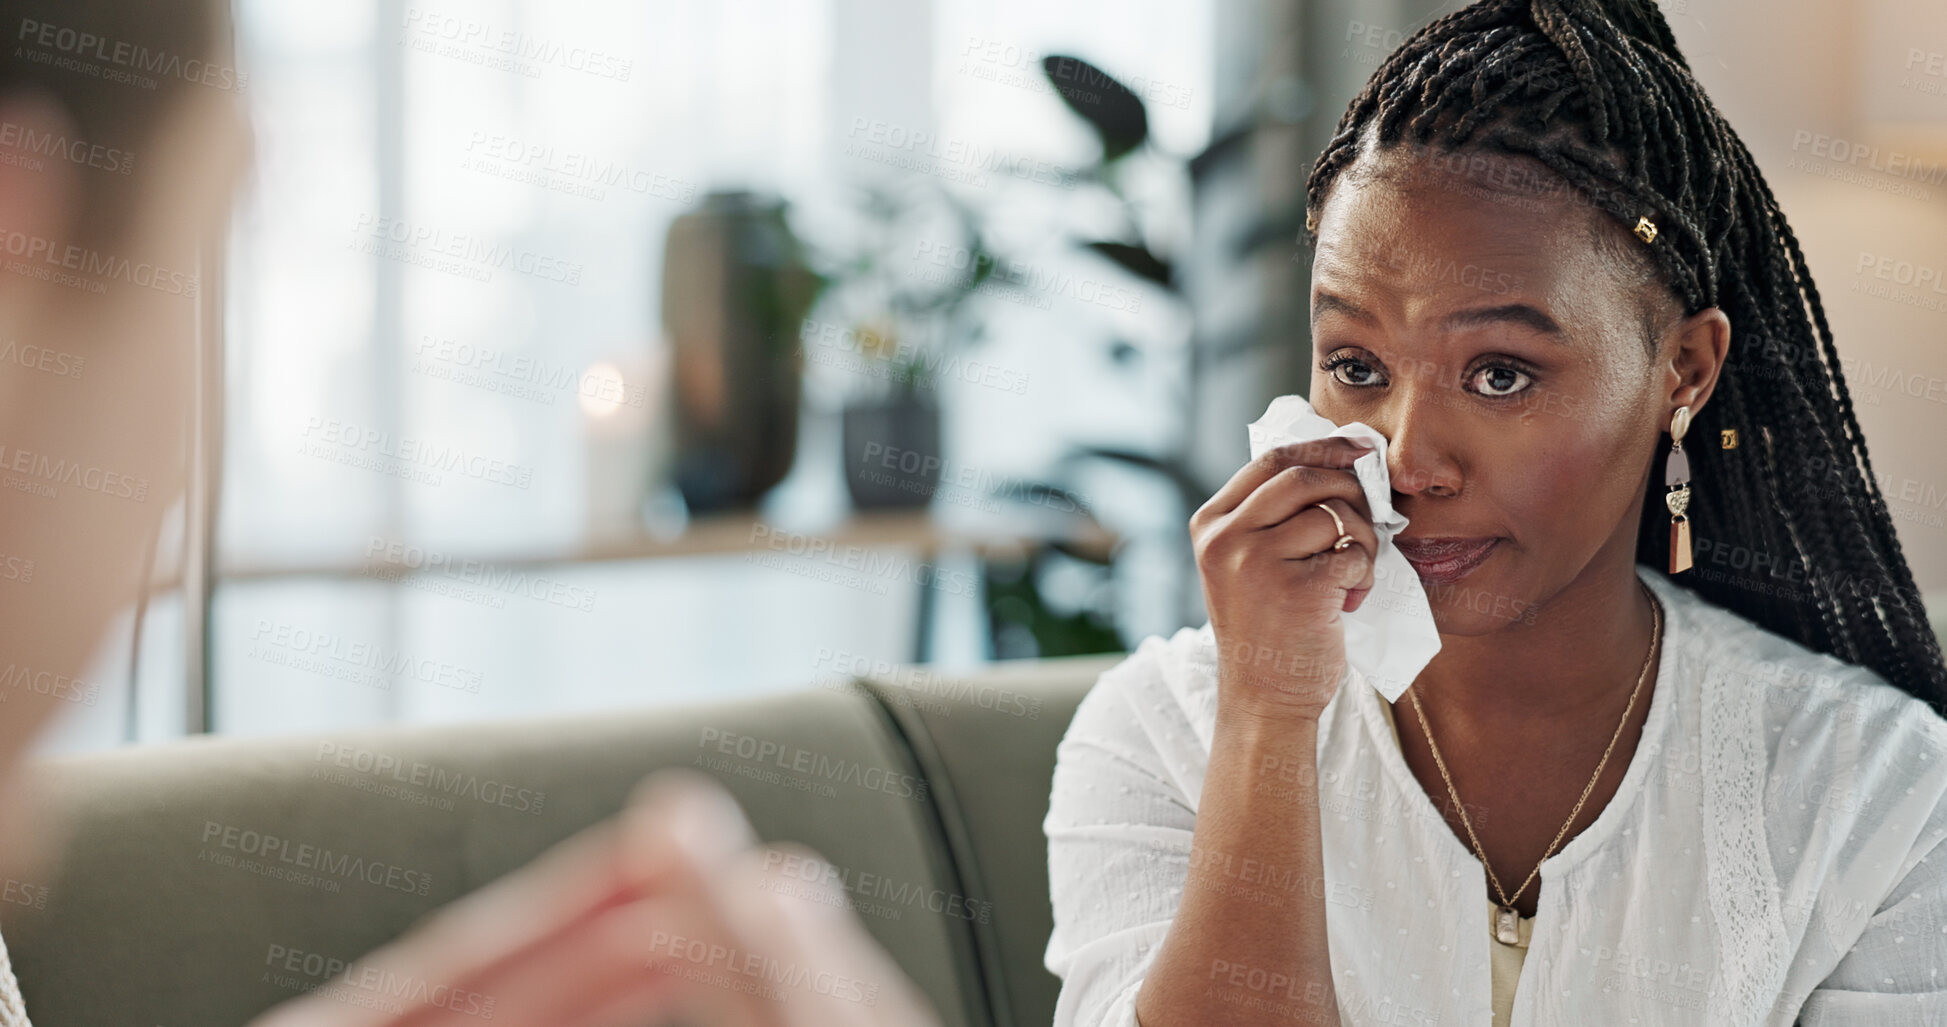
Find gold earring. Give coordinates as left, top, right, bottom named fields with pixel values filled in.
left=1635, top=216, right=1658, bottom=244
left=1665, top=406, right=1692, bottom=574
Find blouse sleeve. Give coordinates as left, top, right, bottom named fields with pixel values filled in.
left=1795, top=815, right=1947, bottom=1025
left=1042, top=653, right=1200, bottom=1027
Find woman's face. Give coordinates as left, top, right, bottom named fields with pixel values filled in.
left=0, top=84, right=247, bottom=878
left=1309, top=146, right=1700, bottom=634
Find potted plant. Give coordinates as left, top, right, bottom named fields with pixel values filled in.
left=807, top=183, right=989, bottom=511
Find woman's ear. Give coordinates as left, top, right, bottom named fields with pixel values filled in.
left=0, top=88, right=81, bottom=310
left=1664, top=306, right=1731, bottom=420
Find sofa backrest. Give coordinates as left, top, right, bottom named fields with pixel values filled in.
left=858, top=653, right=1118, bottom=1027
left=3, top=654, right=1116, bottom=1027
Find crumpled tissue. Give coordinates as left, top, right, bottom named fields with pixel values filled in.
left=1245, top=394, right=1443, bottom=702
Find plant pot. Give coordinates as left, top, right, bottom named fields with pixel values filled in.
left=842, top=387, right=943, bottom=510
left=660, top=191, right=822, bottom=514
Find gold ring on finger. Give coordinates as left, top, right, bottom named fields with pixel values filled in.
left=1312, top=502, right=1356, bottom=551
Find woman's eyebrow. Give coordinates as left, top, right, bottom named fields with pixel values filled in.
left=1442, top=303, right=1566, bottom=340
left=1311, top=291, right=1375, bottom=327
left=1312, top=293, right=1567, bottom=342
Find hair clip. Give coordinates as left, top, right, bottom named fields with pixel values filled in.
left=1634, top=215, right=1658, bottom=244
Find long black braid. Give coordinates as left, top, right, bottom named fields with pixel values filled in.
left=1303, top=0, right=1947, bottom=715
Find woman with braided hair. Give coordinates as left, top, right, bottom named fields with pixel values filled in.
left=1044, top=1, right=1947, bottom=1025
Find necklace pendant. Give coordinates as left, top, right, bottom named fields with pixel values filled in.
left=1494, top=904, right=1521, bottom=945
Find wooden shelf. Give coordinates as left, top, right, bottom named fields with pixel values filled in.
left=179, top=507, right=1119, bottom=588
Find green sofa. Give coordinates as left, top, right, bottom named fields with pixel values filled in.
left=3, top=652, right=1122, bottom=1027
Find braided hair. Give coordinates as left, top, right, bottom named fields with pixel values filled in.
left=1302, top=0, right=1947, bottom=714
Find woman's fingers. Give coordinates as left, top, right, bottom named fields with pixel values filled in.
left=247, top=770, right=943, bottom=1027
left=244, top=820, right=646, bottom=1027
left=392, top=893, right=691, bottom=1027
left=617, top=768, right=762, bottom=894
left=1193, top=437, right=1375, bottom=526
left=1263, top=501, right=1378, bottom=611
left=630, top=835, right=943, bottom=1027
left=1264, top=498, right=1379, bottom=565
left=721, top=843, right=943, bottom=1027
left=1226, top=461, right=1374, bottom=534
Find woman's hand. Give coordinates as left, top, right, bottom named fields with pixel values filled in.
left=247, top=770, right=943, bottom=1027
left=1191, top=438, right=1378, bottom=723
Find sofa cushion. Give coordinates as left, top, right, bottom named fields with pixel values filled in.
left=6, top=684, right=991, bottom=1027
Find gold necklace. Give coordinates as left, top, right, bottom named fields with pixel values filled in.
left=1408, top=578, right=1662, bottom=945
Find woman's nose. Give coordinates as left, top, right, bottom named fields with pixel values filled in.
left=1376, top=398, right=1466, bottom=500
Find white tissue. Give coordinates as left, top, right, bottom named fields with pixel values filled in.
left=1244, top=394, right=1442, bottom=703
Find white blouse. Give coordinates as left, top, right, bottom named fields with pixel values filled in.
left=0, top=926, right=27, bottom=1026
left=1044, top=566, right=1947, bottom=1027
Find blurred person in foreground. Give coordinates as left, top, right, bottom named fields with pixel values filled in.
left=0, top=1, right=943, bottom=1025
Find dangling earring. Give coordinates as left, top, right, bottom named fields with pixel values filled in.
left=1665, top=406, right=1693, bottom=574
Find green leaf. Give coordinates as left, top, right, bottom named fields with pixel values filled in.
left=1040, top=54, right=1148, bottom=162
left=1084, top=241, right=1171, bottom=288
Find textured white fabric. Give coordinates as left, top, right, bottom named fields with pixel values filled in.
left=1044, top=565, right=1947, bottom=1027
left=0, top=925, right=29, bottom=1027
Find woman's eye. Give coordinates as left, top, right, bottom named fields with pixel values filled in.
left=1470, top=365, right=1532, bottom=397
left=1325, top=357, right=1386, bottom=387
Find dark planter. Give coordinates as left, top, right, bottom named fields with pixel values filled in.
left=660, top=191, right=822, bottom=513
left=842, top=387, right=943, bottom=510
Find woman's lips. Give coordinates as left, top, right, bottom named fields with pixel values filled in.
left=1394, top=536, right=1500, bottom=586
